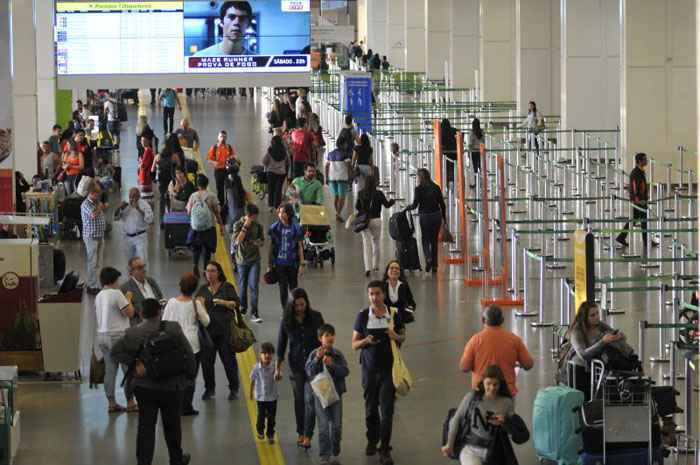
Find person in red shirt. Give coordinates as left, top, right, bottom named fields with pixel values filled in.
left=207, top=130, right=236, bottom=207
left=289, top=118, right=313, bottom=178
left=459, top=305, right=534, bottom=396
left=138, top=136, right=155, bottom=193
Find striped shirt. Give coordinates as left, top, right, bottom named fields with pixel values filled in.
left=81, top=197, right=106, bottom=239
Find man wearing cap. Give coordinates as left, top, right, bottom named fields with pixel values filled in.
left=458, top=305, right=534, bottom=396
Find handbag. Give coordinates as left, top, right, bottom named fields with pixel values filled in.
left=89, top=349, right=105, bottom=388
left=351, top=196, right=373, bottom=233
left=389, top=307, right=412, bottom=397
left=230, top=308, right=256, bottom=353
left=344, top=211, right=357, bottom=230
left=194, top=301, right=213, bottom=351
left=439, top=223, right=455, bottom=243
left=310, top=363, right=340, bottom=408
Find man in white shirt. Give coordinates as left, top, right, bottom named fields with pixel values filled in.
left=120, top=256, right=164, bottom=324
left=116, top=188, right=154, bottom=266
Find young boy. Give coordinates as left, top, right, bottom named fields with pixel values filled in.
left=250, top=342, right=279, bottom=444
left=305, top=324, right=349, bottom=465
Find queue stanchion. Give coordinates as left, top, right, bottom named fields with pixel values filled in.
left=531, top=253, right=553, bottom=327
left=650, top=284, right=671, bottom=364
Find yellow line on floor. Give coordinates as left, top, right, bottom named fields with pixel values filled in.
left=187, top=132, right=285, bottom=465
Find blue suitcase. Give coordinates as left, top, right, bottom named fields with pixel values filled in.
left=579, top=447, right=662, bottom=465
left=533, top=386, right=584, bottom=465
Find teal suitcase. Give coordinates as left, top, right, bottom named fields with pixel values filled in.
left=533, top=386, right=584, bottom=465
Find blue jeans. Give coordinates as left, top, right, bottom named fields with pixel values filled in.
left=236, top=260, right=260, bottom=314
left=226, top=202, right=244, bottom=233
left=315, top=396, right=343, bottom=459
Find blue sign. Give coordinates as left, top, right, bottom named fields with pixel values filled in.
left=341, top=74, right=372, bottom=134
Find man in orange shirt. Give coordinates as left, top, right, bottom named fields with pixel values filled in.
left=208, top=129, right=236, bottom=207
left=459, top=305, right=534, bottom=396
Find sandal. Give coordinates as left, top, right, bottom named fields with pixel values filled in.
left=108, top=404, right=126, bottom=413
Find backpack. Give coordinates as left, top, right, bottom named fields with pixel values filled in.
left=337, top=127, right=354, bottom=154
left=389, top=210, right=413, bottom=241
left=442, top=393, right=479, bottom=460
left=290, top=129, right=309, bottom=161
left=140, top=321, right=188, bottom=380
left=190, top=192, right=214, bottom=231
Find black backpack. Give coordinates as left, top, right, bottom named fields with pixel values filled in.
left=140, top=322, right=187, bottom=380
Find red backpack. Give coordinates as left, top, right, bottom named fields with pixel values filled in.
left=290, top=129, right=310, bottom=162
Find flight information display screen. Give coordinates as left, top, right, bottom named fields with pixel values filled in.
left=55, top=0, right=311, bottom=75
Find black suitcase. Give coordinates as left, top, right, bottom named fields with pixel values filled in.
left=396, top=237, right=421, bottom=271
left=163, top=212, right=190, bottom=254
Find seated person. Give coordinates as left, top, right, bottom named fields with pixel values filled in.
left=291, top=163, right=324, bottom=206
left=168, top=166, right=196, bottom=212
left=565, top=301, right=636, bottom=400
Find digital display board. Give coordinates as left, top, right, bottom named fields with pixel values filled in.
left=55, top=0, right=311, bottom=75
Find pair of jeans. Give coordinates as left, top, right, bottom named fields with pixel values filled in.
left=419, top=211, right=442, bottom=272
left=459, top=447, right=485, bottom=465
left=267, top=173, right=287, bottom=209
left=183, top=352, right=201, bottom=413
left=134, top=386, right=186, bottom=465
left=618, top=205, right=648, bottom=248
left=191, top=227, right=217, bottom=269
left=527, top=131, right=539, bottom=155
left=276, top=264, right=299, bottom=310
left=84, top=237, right=104, bottom=289
left=315, top=397, right=343, bottom=459
left=226, top=191, right=245, bottom=232
left=163, top=106, right=175, bottom=134
left=96, top=332, right=133, bottom=403
left=214, top=168, right=227, bottom=208
left=360, top=218, right=382, bottom=272
left=290, top=371, right=315, bottom=437
left=201, top=330, right=239, bottom=393
left=362, top=370, right=396, bottom=448
left=256, top=400, right=277, bottom=439
left=237, top=260, right=260, bottom=314
left=124, top=233, right=148, bottom=268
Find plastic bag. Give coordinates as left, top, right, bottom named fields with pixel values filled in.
left=310, top=364, right=340, bottom=408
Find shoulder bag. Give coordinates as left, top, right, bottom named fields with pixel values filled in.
left=389, top=307, right=412, bottom=397
left=230, top=308, right=256, bottom=353
left=351, top=195, right=374, bottom=233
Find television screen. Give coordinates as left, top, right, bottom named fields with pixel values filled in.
left=54, top=0, right=311, bottom=75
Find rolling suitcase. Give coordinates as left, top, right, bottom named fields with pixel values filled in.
left=396, top=237, right=421, bottom=271
left=533, top=386, right=584, bottom=465
left=389, top=210, right=413, bottom=241
left=163, top=212, right=190, bottom=256
left=579, top=447, right=662, bottom=465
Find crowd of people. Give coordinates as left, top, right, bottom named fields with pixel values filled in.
left=16, top=86, right=649, bottom=465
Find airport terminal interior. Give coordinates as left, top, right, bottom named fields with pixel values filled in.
left=1, top=0, right=700, bottom=465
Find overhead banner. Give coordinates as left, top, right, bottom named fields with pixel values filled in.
left=574, top=229, right=595, bottom=313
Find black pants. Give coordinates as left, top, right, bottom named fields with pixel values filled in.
left=134, top=387, right=185, bottom=465
left=150, top=88, right=157, bottom=104
left=192, top=227, right=217, bottom=269
left=163, top=107, right=175, bottom=134
left=158, top=177, right=171, bottom=218
left=201, top=330, right=240, bottom=393
left=292, top=161, right=306, bottom=179
left=257, top=400, right=277, bottom=438
left=443, top=152, right=456, bottom=187
left=276, top=264, right=299, bottom=310
left=290, top=370, right=315, bottom=437
left=183, top=352, right=201, bottom=413
left=214, top=168, right=227, bottom=208
left=618, top=205, right=648, bottom=247
left=419, top=211, right=442, bottom=272
left=471, top=150, right=481, bottom=174
left=268, top=173, right=286, bottom=209
left=362, top=370, right=395, bottom=449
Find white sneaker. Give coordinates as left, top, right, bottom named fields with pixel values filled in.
left=250, top=314, right=263, bottom=323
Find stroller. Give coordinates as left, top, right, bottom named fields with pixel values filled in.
left=298, top=205, right=335, bottom=268
left=250, top=165, right=267, bottom=200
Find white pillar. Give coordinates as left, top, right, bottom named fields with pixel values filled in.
left=404, top=0, right=426, bottom=72
left=621, top=0, right=697, bottom=178
left=367, top=0, right=387, bottom=56
left=479, top=0, right=515, bottom=101
left=424, top=0, right=450, bottom=81
left=386, top=0, right=405, bottom=68
left=449, top=0, right=479, bottom=88
left=35, top=0, right=56, bottom=144
left=515, top=0, right=559, bottom=114
left=11, top=0, right=39, bottom=178
left=560, top=0, right=620, bottom=130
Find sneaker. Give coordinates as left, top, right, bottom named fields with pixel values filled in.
left=268, top=437, right=275, bottom=444
left=615, top=237, right=629, bottom=249
left=320, top=457, right=331, bottom=465
left=201, top=389, right=214, bottom=401
left=239, top=307, right=248, bottom=315
left=651, top=237, right=660, bottom=247
left=379, top=449, right=394, bottom=465
left=330, top=458, right=342, bottom=465
left=365, top=443, right=378, bottom=456
left=250, top=314, right=263, bottom=323
left=257, top=433, right=264, bottom=440
left=228, top=390, right=239, bottom=400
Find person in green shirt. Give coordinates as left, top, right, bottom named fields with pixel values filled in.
left=292, top=163, right=324, bottom=206
left=233, top=204, right=265, bottom=323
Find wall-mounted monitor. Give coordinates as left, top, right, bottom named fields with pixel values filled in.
left=54, top=0, right=311, bottom=87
